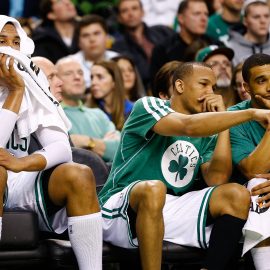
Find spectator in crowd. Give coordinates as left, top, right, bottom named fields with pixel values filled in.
left=0, top=15, right=102, bottom=270
left=55, top=57, right=120, bottom=162
left=112, top=55, right=145, bottom=102
left=152, top=60, right=182, bottom=100
left=228, top=53, right=270, bottom=270
left=226, top=0, right=270, bottom=66
left=112, top=0, right=174, bottom=89
left=99, top=61, right=270, bottom=270
left=69, top=14, right=118, bottom=89
left=88, top=60, right=134, bottom=130
left=231, top=61, right=251, bottom=101
left=196, top=45, right=239, bottom=108
left=32, top=0, right=79, bottom=63
left=150, top=0, right=221, bottom=83
left=206, top=0, right=244, bottom=43
left=32, top=56, right=110, bottom=192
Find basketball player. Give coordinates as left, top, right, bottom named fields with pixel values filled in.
left=0, top=15, right=102, bottom=270
left=99, top=61, right=270, bottom=270
left=229, top=53, right=270, bottom=270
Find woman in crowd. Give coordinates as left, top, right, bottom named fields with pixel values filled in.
left=112, top=55, right=145, bottom=102
left=87, top=60, right=133, bottom=130
left=231, top=62, right=251, bottom=101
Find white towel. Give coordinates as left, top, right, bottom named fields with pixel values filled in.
left=0, top=46, right=71, bottom=138
left=0, top=15, right=34, bottom=56
left=242, top=178, right=270, bottom=255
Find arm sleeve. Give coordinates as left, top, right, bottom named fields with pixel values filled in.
left=34, top=126, right=72, bottom=169
left=0, top=109, right=17, bottom=147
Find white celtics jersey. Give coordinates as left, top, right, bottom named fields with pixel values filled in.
left=99, top=97, right=216, bottom=205
left=6, top=125, right=30, bottom=158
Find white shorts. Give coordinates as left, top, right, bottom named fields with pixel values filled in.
left=242, top=178, right=270, bottom=255
left=102, top=181, right=216, bottom=249
left=4, top=170, right=67, bottom=234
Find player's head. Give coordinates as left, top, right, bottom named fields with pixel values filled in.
left=242, top=53, right=270, bottom=108
left=172, top=62, right=216, bottom=114
left=0, top=15, right=34, bottom=55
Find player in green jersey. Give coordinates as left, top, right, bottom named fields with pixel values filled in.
left=99, top=61, right=270, bottom=270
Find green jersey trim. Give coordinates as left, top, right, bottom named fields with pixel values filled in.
left=35, top=172, right=54, bottom=232
left=197, top=186, right=217, bottom=249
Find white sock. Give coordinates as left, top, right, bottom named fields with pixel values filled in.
left=68, top=212, right=102, bottom=270
left=0, top=217, right=2, bottom=241
left=251, top=246, right=270, bottom=270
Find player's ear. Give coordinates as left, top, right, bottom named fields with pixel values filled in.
left=174, top=79, right=184, bottom=94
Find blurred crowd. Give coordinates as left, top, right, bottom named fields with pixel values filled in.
left=1, top=0, right=270, bottom=152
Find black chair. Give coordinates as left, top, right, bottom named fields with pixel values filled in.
left=0, top=211, right=48, bottom=269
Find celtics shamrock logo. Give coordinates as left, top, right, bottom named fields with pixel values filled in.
left=168, top=155, right=188, bottom=182
left=161, top=140, right=199, bottom=189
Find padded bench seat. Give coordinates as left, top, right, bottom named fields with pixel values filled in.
left=0, top=211, right=254, bottom=270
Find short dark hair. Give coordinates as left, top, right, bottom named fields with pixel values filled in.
left=244, top=1, right=268, bottom=17
left=242, top=53, right=270, bottom=83
left=74, top=14, right=108, bottom=43
left=172, top=62, right=211, bottom=86
left=116, top=0, right=143, bottom=14
left=177, top=0, right=207, bottom=14
left=76, top=14, right=108, bottom=33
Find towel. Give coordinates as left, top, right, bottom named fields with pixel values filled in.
left=242, top=178, right=270, bottom=255
left=0, top=15, right=34, bottom=56
left=0, top=46, right=71, bottom=138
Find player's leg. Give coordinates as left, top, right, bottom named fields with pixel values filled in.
left=129, top=180, right=167, bottom=270
left=0, top=166, right=7, bottom=240
left=203, top=183, right=250, bottom=270
left=47, top=162, right=102, bottom=270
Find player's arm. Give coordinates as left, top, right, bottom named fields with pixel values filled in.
left=238, top=130, right=270, bottom=179
left=201, top=130, right=232, bottom=186
left=0, top=55, right=25, bottom=147
left=238, top=95, right=270, bottom=178
left=0, top=127, right=72, bottom=172
left=152, top=108, right=270, bottom=137
left=197, top=94, right=232, bottom=186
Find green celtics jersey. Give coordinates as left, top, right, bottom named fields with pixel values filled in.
left=228, top=100, right=265, bottom=165
left=99, top=97, right=216, bottom=205
left=206, top=13, right=229, bottom=42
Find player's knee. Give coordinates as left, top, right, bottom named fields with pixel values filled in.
left=62, top=163, right=96, bottom=194
left=138, top=180, right=166, bottom=212
left=223, top=183, right=250, bottom=214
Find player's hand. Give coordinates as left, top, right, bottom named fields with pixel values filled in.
left=255, top=95, right=270, bottom=110
left=198, top=94, right=225, bottom=112
left=0, top=148, right=24, bottom=172
left=0, top=54, right=25, bottom=92
left=251, top=174, right=270, bottom=208
left=252, top=109, right=270, bottom=129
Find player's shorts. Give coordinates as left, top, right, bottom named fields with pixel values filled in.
left=242, top=178, right=270, bottom=255
left=4, top=169, right=67, bottom=234
left=102, top=181, right=216, bottom=249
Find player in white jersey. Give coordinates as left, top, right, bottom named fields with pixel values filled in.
left=99, top=61, right=270, bottom=270
left=0, top=16, right=102, bottom=270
